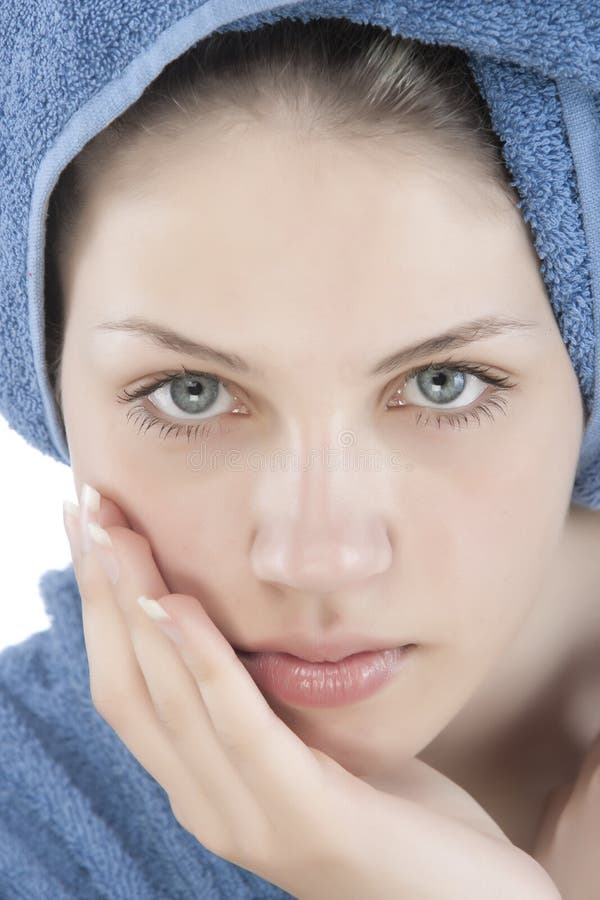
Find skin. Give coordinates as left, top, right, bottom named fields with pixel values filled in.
left=62, top=490, right=563, bottom=900
left=57, top=113, right=600, bottom=855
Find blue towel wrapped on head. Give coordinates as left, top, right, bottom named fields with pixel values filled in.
left=1, top=1, right=599, bottom=896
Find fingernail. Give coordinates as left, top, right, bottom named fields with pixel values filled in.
left=87, top=522, right=120, bottom=585
left=80, top=482, right=101, bottom=554
left=137, top=596, right=183, bottom=645
left=63, top=499, right=81, bottom=560
left=81, top=483, right=101, bottom=514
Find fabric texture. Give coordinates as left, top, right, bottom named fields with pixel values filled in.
left=0, top=564, right=294, bottom=899
left=0, top=0, right=599, bottom=896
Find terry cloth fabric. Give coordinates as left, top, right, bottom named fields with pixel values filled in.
left=0, top=1, right=599, bottom=897
left=0, top=563, right=297, bottom=898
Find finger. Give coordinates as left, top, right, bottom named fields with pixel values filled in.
left=65, top=499, right=218, bottom=834
left=63, top=488, right=130, bottom=573
left=72, top=486, right=324, bottom=827
left=67, top=488, right=263, bottom=851
left=70, top=490, right=329, bottom=860
left=149, top=593, right=330, bottom=834
left=109, top=540, right=262, bottom=845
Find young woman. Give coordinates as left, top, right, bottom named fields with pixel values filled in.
left=2, top=7, right=598, bottom=899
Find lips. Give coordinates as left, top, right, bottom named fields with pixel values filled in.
left=237, top=646, right=414, bottom=707
left=234, top=634, right=414, bottom=663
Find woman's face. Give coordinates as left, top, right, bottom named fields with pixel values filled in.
left=59, top=117, right=585, bottom=780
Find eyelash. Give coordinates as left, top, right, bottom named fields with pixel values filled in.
left=115, top=359, right=517, bottom=442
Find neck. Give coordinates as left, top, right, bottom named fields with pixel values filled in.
left=417, top=503, right=600, bottom=849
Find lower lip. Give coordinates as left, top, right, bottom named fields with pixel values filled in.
left=236, top=645, right=414, bottom=707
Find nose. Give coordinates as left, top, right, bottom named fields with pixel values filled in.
left=249, top=435, right=395, bottom=593
left=250, top=514, right=392, bottom=593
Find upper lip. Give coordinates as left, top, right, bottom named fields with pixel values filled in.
left=234, top=634, right=413, bottom=663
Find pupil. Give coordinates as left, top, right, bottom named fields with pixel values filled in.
left=416, top=367, right=465, bottom=404
left=170, top=374, right=218, bottom=414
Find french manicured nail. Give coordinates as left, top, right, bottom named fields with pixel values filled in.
left=87, top=522, right=120, bottom=585
left=80, top=482, right=101, bottom=554
left=81, top=482, right=100, bottom=513
left=137, top=596, right=183, bottom=645
left=63, top=499, right=81, bottom=560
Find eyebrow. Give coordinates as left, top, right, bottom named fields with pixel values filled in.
left=369, top=315, right=539, bottom=376
left=95, top=314, right=539, bottom=378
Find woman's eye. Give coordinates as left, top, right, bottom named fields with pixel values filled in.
left=148, top=372, right=235, bottom=420
left=117, top=360, right=517, bottom=442
left=399, top=365, right=485, bottom=409
left=116, top=370, right=248, bottom=442
left=387, top=361, right=516, bottom=430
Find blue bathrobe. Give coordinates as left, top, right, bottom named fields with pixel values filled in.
left=1, top=1, right=599, bottom=896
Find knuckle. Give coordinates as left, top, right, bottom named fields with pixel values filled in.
left=153, top=696, right=188, bottom=737
left=221, top=708, right=274, bottom=756
left=218, top=728, right=257, bottom=755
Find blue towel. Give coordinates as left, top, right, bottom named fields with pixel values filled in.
left=0, top=563, right=296, bottom=898
left=0, top=0, right=599, bottom=896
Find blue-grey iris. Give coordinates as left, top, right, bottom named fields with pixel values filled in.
left=169, top=374, right=219, bottom=414
left=416, top=367, right=465, bottom=404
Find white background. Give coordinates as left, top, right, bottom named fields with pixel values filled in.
left=0, top=415, right=77, bottom=652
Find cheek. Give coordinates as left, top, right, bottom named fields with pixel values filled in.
left=128, top=477, right=253, bottom=617
left=398, top=417, right=573, bottom=661
left=65, top=391, right=253, bottom=603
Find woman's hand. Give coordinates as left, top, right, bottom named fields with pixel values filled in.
left=530, top=730, right=600, bottom=900
left=63, top=484, right=562, bottom=900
